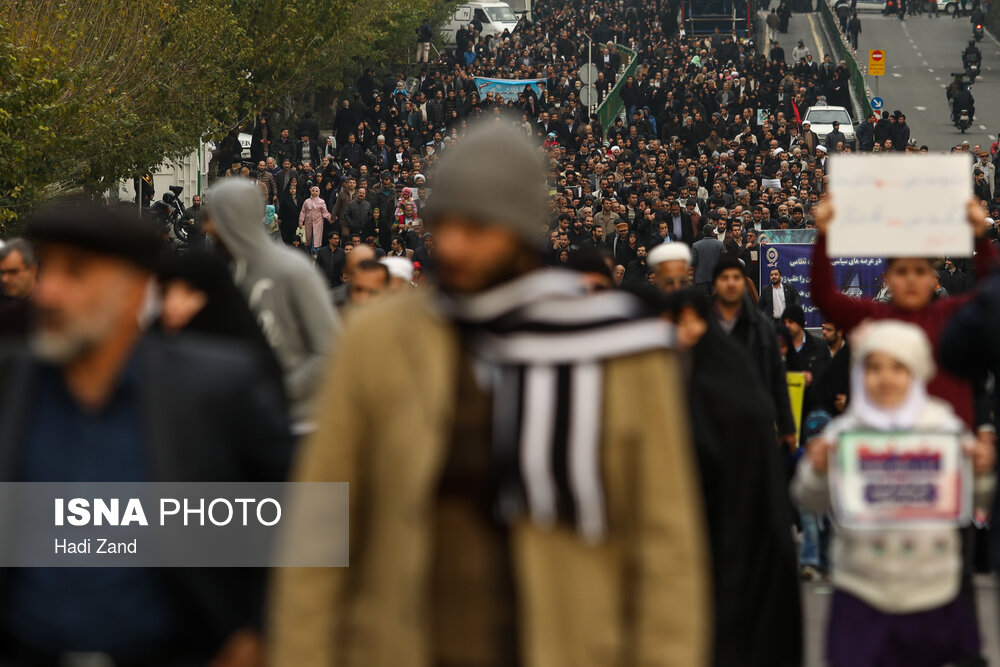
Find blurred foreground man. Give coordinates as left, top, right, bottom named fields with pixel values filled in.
left=0, top=203, right=292, bottom=665
left=270, top=120, right=709, bottom=666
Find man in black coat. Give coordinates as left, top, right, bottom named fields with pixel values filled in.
left=0, top=203, right=292, bottom=665
left=890, top=112, right=910, bottom=150
left=856, top=112, right=876, bottom=151
left=759, top=267, right=802, bottom=323
left=713, top=256, right=797, bottom=450
left=636, top=278, right=803, bottom=667
left=316, top=232, right=347, bottom=288
left=874, top=111, right=894, bottom=145
left=298, top=133, right=321, bottom=167
left=687, top=307, right=802, bottom=667
left=781, top=304, right=828, bottom=381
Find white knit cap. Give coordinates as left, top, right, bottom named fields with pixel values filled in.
left=380, top=256, right=414, bottom=282
left=647, top=242, right=692, bottom=267
left=853, top=320, right=936, bottom=382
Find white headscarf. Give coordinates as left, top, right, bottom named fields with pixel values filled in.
left=847, top=320, right=935, bottom=430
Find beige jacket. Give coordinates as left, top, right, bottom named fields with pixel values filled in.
left=268, top=290, right=709, bottom=667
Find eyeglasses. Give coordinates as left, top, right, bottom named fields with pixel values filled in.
left=660, top=277, right=692, bottom=288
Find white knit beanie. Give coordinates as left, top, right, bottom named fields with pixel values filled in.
left=853, top=320, right=936, bottom=382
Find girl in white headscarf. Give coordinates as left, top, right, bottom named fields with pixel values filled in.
left=793, top=319, right=995, bottom=667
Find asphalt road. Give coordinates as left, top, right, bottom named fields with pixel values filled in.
left=850, top=8, right=1000, bottom=149
left=763, top=8, right=834, bottom=76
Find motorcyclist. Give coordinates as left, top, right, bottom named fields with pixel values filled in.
left=947, top=74, right=964, bottom=101
left=963, top=39, right=981, bottom=68
left=971, top=3, right=985, bottom=27
left=953, top=83, right=975, bottom=124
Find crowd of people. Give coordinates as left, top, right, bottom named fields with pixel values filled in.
left=2, top=0, right=1000, bottom=665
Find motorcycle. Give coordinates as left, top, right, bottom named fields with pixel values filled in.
left=956, top=108, right=972, bottom=133
left=146, top=185, right=193, bottom=249
left=974, top=23, right=984, bottom=41
left=966, top=56, right=981, bottom=82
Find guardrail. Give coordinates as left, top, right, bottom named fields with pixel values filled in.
left=819, top=0, right=873, bottom=118
left=595, top=44, right=639, bottom=132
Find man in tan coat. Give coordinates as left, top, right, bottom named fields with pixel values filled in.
left=269, top=120, right=709, bottom=667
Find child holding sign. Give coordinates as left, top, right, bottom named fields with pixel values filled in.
left=793, top=320, right=995, bottom=667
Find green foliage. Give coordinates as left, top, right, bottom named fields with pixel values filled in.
left=0, top=0, right=454, bottom=232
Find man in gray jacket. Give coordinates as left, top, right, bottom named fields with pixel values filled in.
left=692, top=224, right=725, bottom=294
left=205, top=178, right=340, bottom=432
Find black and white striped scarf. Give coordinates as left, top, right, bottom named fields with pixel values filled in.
left=437, top=270, right=675, bottom=543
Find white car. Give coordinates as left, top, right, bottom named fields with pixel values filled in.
left=440, top=1, right=520, bottom=50
left=803, top=105, right=856, bottom=150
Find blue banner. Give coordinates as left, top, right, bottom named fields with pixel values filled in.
left=761, top=244, right=886, bottom=328
left=473, top=77, right=546, bottom=103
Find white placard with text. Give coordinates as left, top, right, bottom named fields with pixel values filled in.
left=828, top=154, right=972, bottom=257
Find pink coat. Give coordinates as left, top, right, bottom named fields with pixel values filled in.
left=299, top=196, right=331, bottom=248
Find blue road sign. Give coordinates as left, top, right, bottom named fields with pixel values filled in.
left=871, top=97, right=884, bottom=110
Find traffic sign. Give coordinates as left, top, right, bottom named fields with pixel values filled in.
left=579, top=63, right=598, bottom=85
left=871, top=97, right=884, bottom=110
left=868, top=49, right=886, bottom=76
left=579, top=84, right=598, bottom=107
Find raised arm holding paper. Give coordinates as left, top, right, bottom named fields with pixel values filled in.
left=810, top=158, right=997, bottom=430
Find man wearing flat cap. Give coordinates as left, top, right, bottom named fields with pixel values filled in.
left=270, top=119, right=709, bottom=666
left=0, top=201, right=293, bottom=665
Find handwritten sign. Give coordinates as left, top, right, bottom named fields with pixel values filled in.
left=831, top=431, right=970, bottom=528
left=828, top=154, right=972, bottom=257
left=761, top=178, right=781, bottom=192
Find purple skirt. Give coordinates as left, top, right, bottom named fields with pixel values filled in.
left=827, top=590, right=981, bottom=667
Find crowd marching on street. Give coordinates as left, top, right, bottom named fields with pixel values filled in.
left=3, top=0, right=1000, bottom=665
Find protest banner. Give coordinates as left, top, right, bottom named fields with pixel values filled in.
left=828, top=154, right=972, bottom=257
left=473, top=77, right=546, bottom=103
left=830, top=431, right=971, bottom=527
left=758, top=229, right=817, bottom=244
left=760, top=243, right=886, bottom=328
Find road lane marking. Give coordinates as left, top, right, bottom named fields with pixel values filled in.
left=915, top=106, right=927, bottom=110
left=990, top=134, right=997, bottom=141
left=936, top=76, right=941, bottom=80
left=980, top=125, right=988, bottom=130
left=806, top=14, right=825, bottom=60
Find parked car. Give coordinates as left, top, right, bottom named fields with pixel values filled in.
left=803, top=105, right=856, bottom=150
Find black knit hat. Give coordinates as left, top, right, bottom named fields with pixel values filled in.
left=712, top=255, right=745, bottom=282
left=782, top=304, right=806, bottom=328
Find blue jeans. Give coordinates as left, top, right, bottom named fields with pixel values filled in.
left=800, top=512, right=831, bottom=570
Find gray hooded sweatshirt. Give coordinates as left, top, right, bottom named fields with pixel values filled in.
left=207, top=178, right=339, bottom=428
